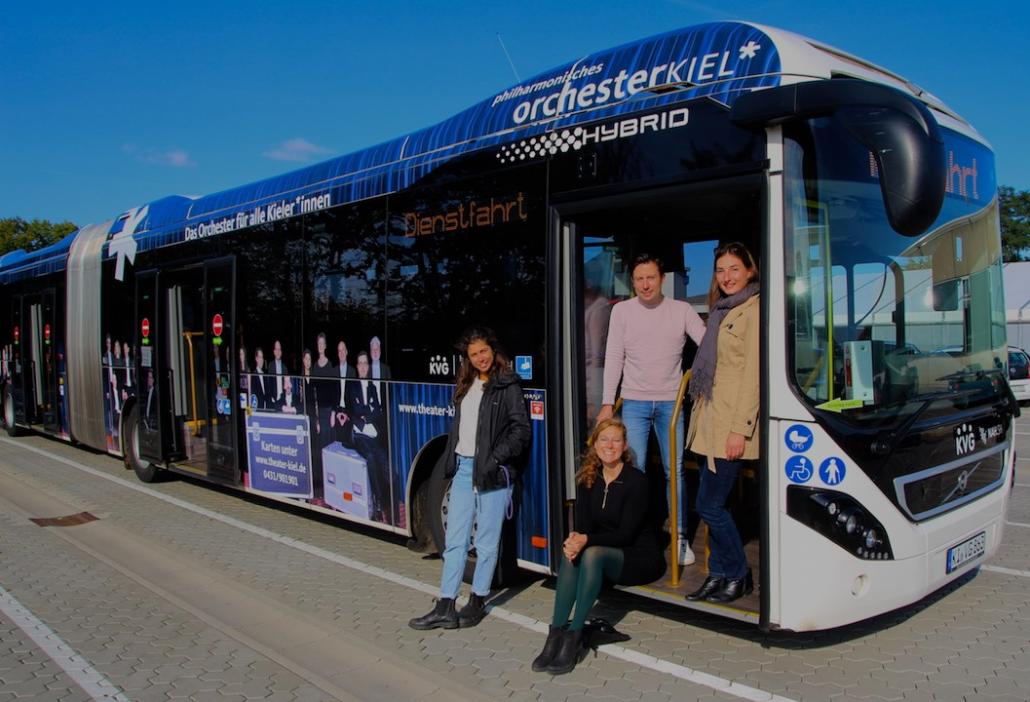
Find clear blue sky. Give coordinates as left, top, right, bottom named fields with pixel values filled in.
left=2, top=1, right=1028, bottom=227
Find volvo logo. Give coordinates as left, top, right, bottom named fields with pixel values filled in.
left=955, top=470, right=970, bottom=495
left=941, top=461, right=983, bottom=505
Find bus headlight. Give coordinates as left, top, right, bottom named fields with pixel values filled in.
left=788, top=487, right=894, bottom=561
left=837, top=508, right=862, bottom=535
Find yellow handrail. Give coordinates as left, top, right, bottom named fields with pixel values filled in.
left=182, top=331, right=203, bottom=437
left=667, top=369, right=692, bottom=586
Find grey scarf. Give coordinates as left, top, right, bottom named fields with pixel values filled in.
left=688, top=282, right=759, bottom=403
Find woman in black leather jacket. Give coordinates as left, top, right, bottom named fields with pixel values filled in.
left=409, top=327, right=531, bottom=631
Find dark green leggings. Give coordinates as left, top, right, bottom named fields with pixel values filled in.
left=550, top=546, right=624, bottom=631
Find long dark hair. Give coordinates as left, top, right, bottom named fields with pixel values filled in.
left=707, top=241, right=759, bottom=310
left=453, top=326, right=510, bottom=403
left=576, top=418, right=633, bottom=488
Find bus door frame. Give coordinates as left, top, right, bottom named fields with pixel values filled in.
left=135, top=269, right=176, bottom=463
left=145, top=258, right=238, bottom=482
left=202, top=256, right=238, bottom=484
left=552, top=175, right=771, bottom=623
left=16, top=289, right=58, bottom=428
left=36, top=289, right=59, bottom=432
left=9, top=294, right=28, bottom=425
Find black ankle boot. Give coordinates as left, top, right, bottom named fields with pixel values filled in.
left=457, top=593, right=487, bottom=628
left=531, top=625, right=565, bottom=672
left=546, top=627, right=584, bottom=675
left=707, top=570, right=754, bottom=603
left=408, top=598, right=458, bottom=630
left=686, top=575, right=725, bottom=601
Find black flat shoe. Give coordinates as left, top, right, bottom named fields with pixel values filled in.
left=707, top=570, right=754, bottom=603
left=686, top=575, right=725, bottom=601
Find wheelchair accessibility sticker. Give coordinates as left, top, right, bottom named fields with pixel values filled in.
left=784, top=424, right=813, bottom=452
left=785, top=455, right=814, bottom=484
left=819, top=457, right=846, bottom=485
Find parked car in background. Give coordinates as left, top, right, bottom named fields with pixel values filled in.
left=884, top=341, right=922, bottom=355
left=1008, top=346, right=1030, bottom=404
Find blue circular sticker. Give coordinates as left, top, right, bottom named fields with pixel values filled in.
left=784, top=424, right=814, bottom=453
left=785, top=455, right=814, bottom=484
left=819, top=457, right=846, bottom=486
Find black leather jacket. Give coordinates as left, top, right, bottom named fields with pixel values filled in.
left=437, top=370, right=532, bottom=491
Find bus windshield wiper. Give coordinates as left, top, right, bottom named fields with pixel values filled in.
left=869, top=387, right=980, bottom=458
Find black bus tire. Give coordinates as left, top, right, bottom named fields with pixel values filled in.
left=428, top=456, right=450, bottom=558
left=427, top=456, right=520, bottom=588
left=123, top=406, right=161, bottom=483
left=3, top=386, right=20, bottom=437
left=406, top=478, right=436, bottom=553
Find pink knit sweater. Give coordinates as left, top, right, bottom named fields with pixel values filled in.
left=601, top=296, right=706, bottom=404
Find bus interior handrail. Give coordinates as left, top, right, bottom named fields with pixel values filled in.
left=667, top=369, right=691, bottom=586
left=182, top=331, right=203, bottom=436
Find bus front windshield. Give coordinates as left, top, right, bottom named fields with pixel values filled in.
left=784, top=116, right=1006, bottom=424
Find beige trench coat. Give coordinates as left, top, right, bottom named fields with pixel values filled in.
left=686, top=294, right=760, bottom=463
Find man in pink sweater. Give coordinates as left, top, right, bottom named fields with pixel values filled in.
left=597, top=254, right=705, bottom=565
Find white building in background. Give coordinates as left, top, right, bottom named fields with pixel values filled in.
left=1004, top=261, right=1030, bottom=350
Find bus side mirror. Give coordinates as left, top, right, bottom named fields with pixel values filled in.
left=730, top=79, right=947, bottom=238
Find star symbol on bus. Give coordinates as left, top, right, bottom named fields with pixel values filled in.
left=109, top=205, right=148, bottom=281
left=739, top=41, right=761, bottom=60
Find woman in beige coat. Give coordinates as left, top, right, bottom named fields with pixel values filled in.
left=684, top=242, right=760, bottom=604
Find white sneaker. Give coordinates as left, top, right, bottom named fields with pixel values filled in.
left=677, top=539, right=695, bottom=565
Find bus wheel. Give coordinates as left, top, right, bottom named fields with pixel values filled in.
left=3, top=387, right=20, bottom=437
left=428, top=456, right=453, bottom=560
left=123, top=407, right=160, bottom=483
left=407, top=479, right=436, bottom=553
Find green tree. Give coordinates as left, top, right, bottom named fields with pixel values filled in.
left=1000, top=186, right=1030, bottom=262
left=0, top=217, right=78, bottom=256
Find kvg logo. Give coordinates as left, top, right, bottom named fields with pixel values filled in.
left=955, top=423, right=976, bottom=456
left=429, top=355, right=450, bottom=376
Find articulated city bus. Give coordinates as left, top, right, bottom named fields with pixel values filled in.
left=0, top=21, right=1013, bottom=631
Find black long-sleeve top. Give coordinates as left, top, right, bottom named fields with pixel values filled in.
left=574, top=465, right=665, bottom=585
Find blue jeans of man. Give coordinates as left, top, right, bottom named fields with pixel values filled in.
left=696, top=457, right=747, bottom=579
left=440, top=456, right=511, bottom=598
left=621, top=399, right=686, bottom=539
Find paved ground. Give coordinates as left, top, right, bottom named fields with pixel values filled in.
left=0, top=415, right=1028, bottom=702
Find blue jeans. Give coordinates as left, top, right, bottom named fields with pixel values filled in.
left=621, top=399, right=686, bottom=539
left=440, top=456, right=511, bottom=598
left=696, top=457, right=747, bottom=579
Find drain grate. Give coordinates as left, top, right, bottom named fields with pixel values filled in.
left=30, top=512, right=99, bottom=527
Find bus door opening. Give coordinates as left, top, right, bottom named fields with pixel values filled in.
left=135, top=270, right=174, bottom=463
left=37, top=291, right=59, bottom=432
left=10, top=296, right=29, bottom=425
left=164, top=267, right=208, bottom=473
left=559, top=177, right=764, bottom=614
left=157, top=260, right=237, bottom=483
left=22, top=291, right=58, bottom=428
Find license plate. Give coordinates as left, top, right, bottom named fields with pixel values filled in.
left=946, top=531, right=986, bottom=573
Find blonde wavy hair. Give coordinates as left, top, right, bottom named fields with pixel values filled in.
left=576, top=417, right=634, bottom=488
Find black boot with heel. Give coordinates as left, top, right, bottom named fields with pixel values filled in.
left=531, top=625, right=565, bottom=672
left=546, top=627, right=585, bottom=675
